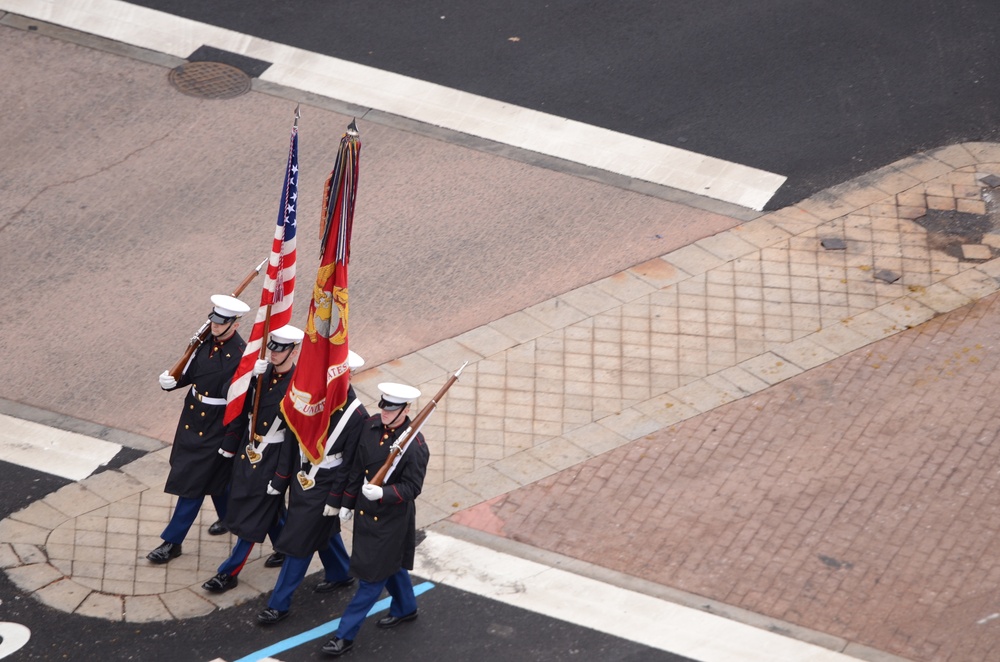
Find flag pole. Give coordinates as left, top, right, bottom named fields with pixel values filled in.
left=248, top=304, right=274, bottom=438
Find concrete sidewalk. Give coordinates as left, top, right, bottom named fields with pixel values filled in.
left=3, top=9, right=1000, bottom=662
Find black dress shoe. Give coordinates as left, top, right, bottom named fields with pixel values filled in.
left=257, top=607, right=289, bottom=625
left=264, top=551, right=285, bottom=568
left=146, top=542, right=181, bottom=564
left=376, top=610, right=418, bottom=629
left=202, top=573, right=238, bottom=592
left=207, top=520, right=228, bottom=536
left=314, top=577, right=355, bottom=593
left=321, top=637, right=353, bottom=656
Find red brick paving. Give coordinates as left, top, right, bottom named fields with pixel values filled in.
left=452, top=293, right=1000, bottom=662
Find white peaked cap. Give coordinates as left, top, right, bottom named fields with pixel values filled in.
left=210, top=294, right=250, bottom=318
left=347, top=350, right=365, bottom=369
left=377, top=382, right=421, bottom=404
left=269, top=325, right=305, bottom=345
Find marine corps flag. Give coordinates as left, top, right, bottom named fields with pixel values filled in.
left=281, top=120, right=361, bottom=464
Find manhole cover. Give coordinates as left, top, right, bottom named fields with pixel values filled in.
left=168, top=61, right=251, bottom=99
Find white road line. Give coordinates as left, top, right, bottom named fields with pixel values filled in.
left=0, top=414, right=121, bottom=481
left=0, top=622, right=30, bottom=659
left=414, top=530, right=862, bottom=662
left=0, top=0, right=787, bottom=210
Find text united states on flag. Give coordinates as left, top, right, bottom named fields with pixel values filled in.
left=223, top=126, right=299, bottom=425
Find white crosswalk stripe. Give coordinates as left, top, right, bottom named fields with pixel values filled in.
left=414, top=530, right=865, bottom=662
left=0, top=414, right=121, bottom=481
left=0, top=0, right=786, bottom=210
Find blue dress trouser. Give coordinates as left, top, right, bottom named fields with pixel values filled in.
left=267, top=533, right=351, bottom=611
left=160, top=492, right=228, bottom=545
left=216, top=513, right=285, bottom=576
left=335, top=568, right=417, bottom=641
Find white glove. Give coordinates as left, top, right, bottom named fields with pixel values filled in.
left=218, top=448, right=235, bottom=458
left=158, top=370, right=177, bottom=390
left=253, top=359, right=269, bottom=376
left=323, top=504, right=338, bottom=517
left=266, top=482, right=280, bottom=496
left=362, top=483, right=383, bottom=501
left=339, top=507, right=353, bottom=522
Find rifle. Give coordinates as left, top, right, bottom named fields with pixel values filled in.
left=369, top=361, right=468, bottom=487
left=167, top=258, right=268, bottom=380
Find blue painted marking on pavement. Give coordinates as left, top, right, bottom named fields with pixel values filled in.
left=232, top=581, right=435, bottom=662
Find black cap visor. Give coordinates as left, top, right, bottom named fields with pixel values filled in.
left=208, top=310, right=236, bottom=324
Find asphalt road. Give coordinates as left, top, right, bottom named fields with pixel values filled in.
left=121, top=0, right=1000, bottom=208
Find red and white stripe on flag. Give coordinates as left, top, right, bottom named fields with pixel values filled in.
left=223, top=126, right=299, bottom=426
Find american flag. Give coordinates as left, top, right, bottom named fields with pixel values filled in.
left=224, top=124, right=299, bottom=425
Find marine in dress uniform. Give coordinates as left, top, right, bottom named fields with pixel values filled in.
left=201, top=325, right=303, bottom=592
left=257, top=350, right=369, bottom=624
left=147, top=295, right=249, bottom=564
left=322, top=382, right=428, bottom=658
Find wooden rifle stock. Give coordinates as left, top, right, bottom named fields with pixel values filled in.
left=369, top=362, right=468, bottom=487
left=167, top=259, right=267, bottom=380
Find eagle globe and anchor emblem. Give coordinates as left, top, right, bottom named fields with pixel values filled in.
left=291, top=275, right=349, bottom=490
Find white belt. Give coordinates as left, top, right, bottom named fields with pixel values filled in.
left=191, top=386, right=227, bottom=406
left=246, top=415, right=284, bottom=465
left=252, top=431, right=284, bottom=446
left=317, top=451, right=344, bottom=469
